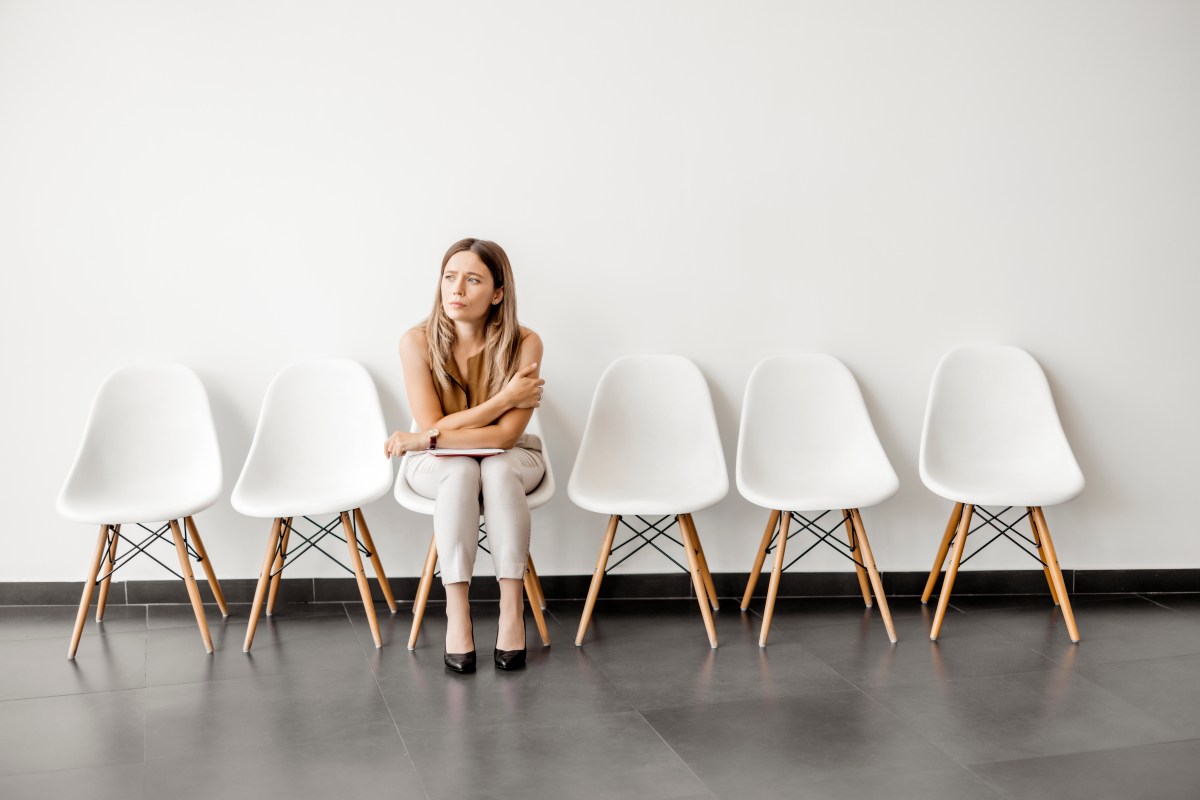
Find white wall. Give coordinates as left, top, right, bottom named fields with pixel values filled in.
left=2, top=1, right=1197, bottom=582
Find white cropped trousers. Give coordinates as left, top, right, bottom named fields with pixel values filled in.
left=405, top=448, right=545, bottom=585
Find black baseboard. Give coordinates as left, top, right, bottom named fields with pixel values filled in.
left=2, top=569, right=1198, bottom=606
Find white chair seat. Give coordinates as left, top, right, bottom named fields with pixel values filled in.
left=567, top=483, right=726, bottom=516
left=58, top=484, right=220, bottom=525
left=232, top=476, right=390, bottom=519
left=920, top=462, right=1083, bottom=508
left=232, top=359, right=393, bottom=519
left=738, top=467, right=897, bottom=514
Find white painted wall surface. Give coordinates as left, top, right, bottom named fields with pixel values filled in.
left=2, top=1, right=1197, bottom=581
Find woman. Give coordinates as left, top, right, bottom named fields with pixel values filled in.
left=385, top=238, right=545, bottom=673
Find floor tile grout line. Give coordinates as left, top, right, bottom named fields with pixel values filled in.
left=633, top=708, right=720, bottom=800
left=340, top=602, right=434, bottom=800
left=959, top=762, right=1023, bottom=799
left=0, top=683, right=151, bottom=706
left=834, top=667, right=971, bottom=771
left=959, top=734, right=1200, bottom=771
left=1135, top=592, right=1200, bottom=619
left=143, top=604, right=149, bottom=767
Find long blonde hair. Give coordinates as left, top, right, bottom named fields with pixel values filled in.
left=425, top=238, right=522, bottom=400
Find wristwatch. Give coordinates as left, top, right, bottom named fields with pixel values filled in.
left=426, top=428, right=440, bottom=450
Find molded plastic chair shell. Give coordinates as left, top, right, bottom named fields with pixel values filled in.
left=919, top=345, right=1084, bottom=507
left=737, top=355, right=898, bottom=512
left=393, top=412, right=556, bottom=513
left=232, top=359, right=392, bottom=518
left=568, top=355, right=728, bottom=515
left=57, top=365, right=222, bottom=524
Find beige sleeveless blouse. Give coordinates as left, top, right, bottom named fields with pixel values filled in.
left=435, top=350, right=488, bottom=415
left=433, top=350, right=541, bottom=451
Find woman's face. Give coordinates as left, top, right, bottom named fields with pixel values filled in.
left=441, top=249, right=502, bottom=324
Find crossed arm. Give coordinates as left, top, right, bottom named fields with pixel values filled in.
left=384, top=328, right=544, bottom=457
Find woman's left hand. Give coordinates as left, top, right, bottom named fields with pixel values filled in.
left=384, top=431, right=425, bottom=459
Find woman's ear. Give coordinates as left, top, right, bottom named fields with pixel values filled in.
left=492, top=287, right=504, bottom=306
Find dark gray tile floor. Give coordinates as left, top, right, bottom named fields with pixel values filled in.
left=3, top=593, right=1200, bottom=799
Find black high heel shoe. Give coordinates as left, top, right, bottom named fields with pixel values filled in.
left=494, top=606, right=527, bottom=671
left=444, top=607, right=476, bottom=674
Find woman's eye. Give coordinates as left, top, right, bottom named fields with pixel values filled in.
left=468, top=278, right=480, bottom=285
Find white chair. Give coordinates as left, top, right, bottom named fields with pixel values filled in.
left=233, top=359, right=396, bottom=651
left=569, top=355, right=728, bottom=648
left=737, top=355, right=899, bottom=645
left=57, top=365, right=228, bottom=658
left=920, top=345, right=1085, bottom=642
left=394, top=412, right=555, bottom=650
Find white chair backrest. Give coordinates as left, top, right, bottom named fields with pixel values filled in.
left=736, top=354, right=896, bottom=498
left=568, top=354, right=727, bottom=505
left=57, top=364, right=222, bottom=520
left=233, top=359, right=392, bottom=514
left=521, top=411, right=556, bottom=506
left=920, top=345, right=1083, bottom=493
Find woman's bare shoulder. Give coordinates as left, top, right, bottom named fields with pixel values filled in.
left=519, top=326, right=541, bottom=344
left=399, top=325, right=429, bottom=360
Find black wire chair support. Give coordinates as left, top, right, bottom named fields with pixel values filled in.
left=268, top=514, right=375, bottom=579
left=93, top=520, right=205, bottom=585
left=759, top=510, right=870, bottom=574
left=952, top=506, right=1047, bottom=568
left=603, top=515, right=690, bottom=575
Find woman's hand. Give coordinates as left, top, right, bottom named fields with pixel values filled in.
left=384, top=431, right=428, bottom=459
left=502, top=362, right=545, bottom=409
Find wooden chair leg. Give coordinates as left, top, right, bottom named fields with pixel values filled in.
left=95, top=524, right=120, bottom=622
left=524, top=569, right=551, bottom=647
left=407, top=534, right=438, bottom=649
left=844, top=510, right=873, bottom=608
left=244, top=518, right=282, bottom=652
left=922, top=502, right=964, bottom=604
left=931, top=504, right=973, bottom=640
left=185, top=517, right=228, bottom=616
left=266, top=517, right=292, bottom=616
left=759, top=511, right=790, bottom=647
left=679, top=515, right=718, bottom=649
left=741, top=509, right=779, bottom=610
left=342, top=511, right=382, bottom=648
left=355, top=508, right=398, bottom=613
left=169, top=519, right=214, bottom=654
left=1027, top=506, right=1060, bottom=605
left=851, top=509, right=896, bottom=643
left=686, top=514, right=719, bottom=611
left=575, top=515, right=619, bottom=646
left=1031, top=507, right=1079, bottom=642
left=69, top=524, right=111, bottom=659
left=526, top=556, right=547, bottom=611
